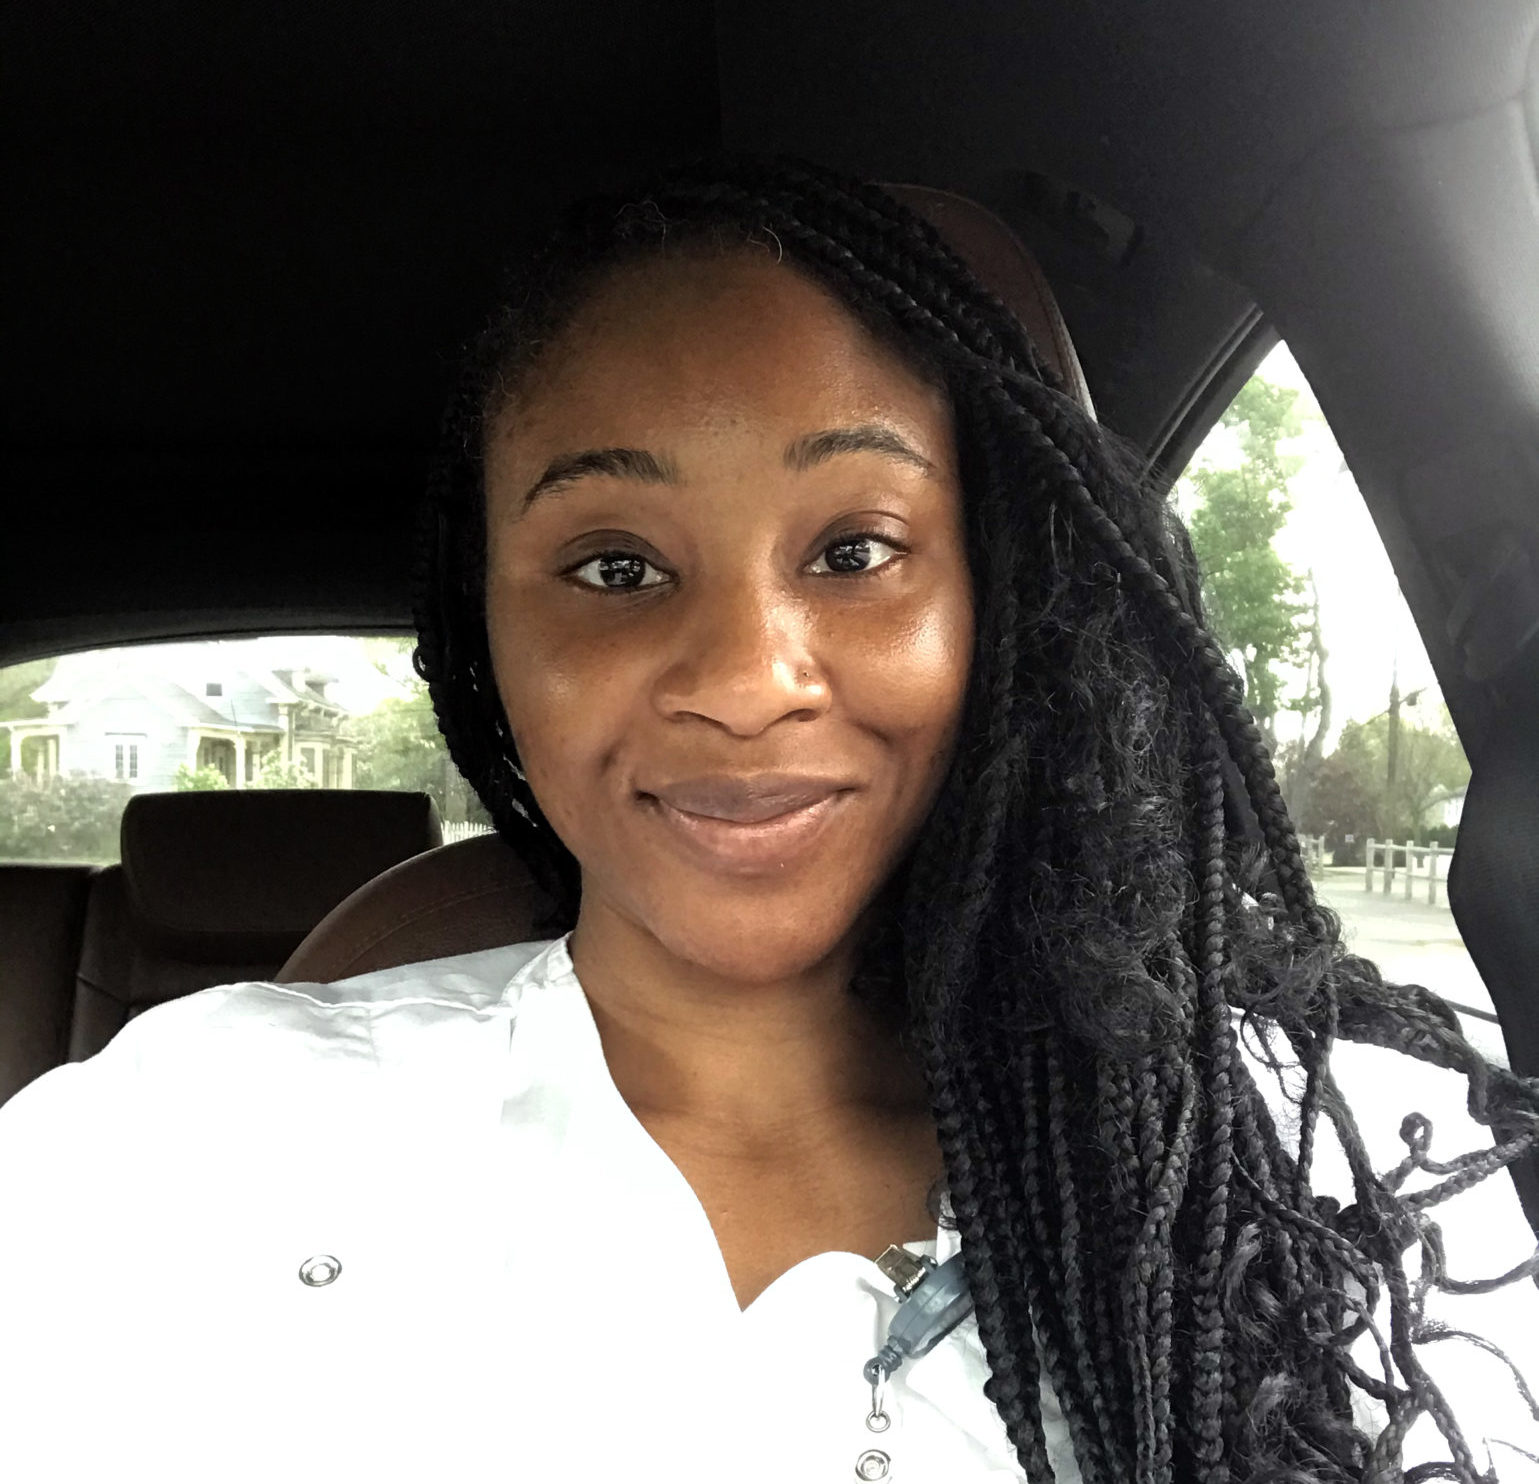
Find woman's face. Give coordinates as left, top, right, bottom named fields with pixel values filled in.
left=483, top=252, right=974, bottom=984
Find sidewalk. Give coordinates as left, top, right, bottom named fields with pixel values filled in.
left=1311, top=864, right=1505, bottom=1060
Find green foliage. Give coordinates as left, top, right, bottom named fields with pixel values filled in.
left=251, top=751, right=317, bottom=789
left=1299, top=749, right=1378, bottom=860
left=1295, top=707, right=1469, bottom=845
left=351, top=682, right=488, bottom=825
left=0, top=773, right=134, bottom=863
left=0, top=659, right=55, bottom=723
left=174, top=763, right=231, bottom=791
left=1185, top=378, right=1309, bottom=725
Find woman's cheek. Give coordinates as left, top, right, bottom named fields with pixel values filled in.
left=832, top=591, right=972, bottom=743
left=492, top=607, right=635, bottom=838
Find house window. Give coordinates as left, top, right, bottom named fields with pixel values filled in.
left=205, top=682, right=223, bottom=697
left=107, top=735, right=142, bottom=781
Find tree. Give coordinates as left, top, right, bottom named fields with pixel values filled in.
left=174, top=763, right=231, bottom=791
left=351, top=682, right=488, bottom=825
left=1297, top=748, right=1379, bottom=863
left=1298, top=707, right=1469, bottom=848
left=0, top=773, right=134, bottom=862
left=1184, top=378, right=1309, bottom=728
left=251, top=752, right=318, bottom=789
left=1278, top=573, right=1331, bottom=825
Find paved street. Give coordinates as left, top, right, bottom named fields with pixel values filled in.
left=1300, top=870, right=1537, bottom=1469
left=1313, top=864, right=1501, bottom=1040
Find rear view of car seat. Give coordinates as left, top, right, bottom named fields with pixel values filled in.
left=0, top=789, right=443, bottom=1104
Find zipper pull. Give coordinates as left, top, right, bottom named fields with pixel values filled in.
left=854, top=1245, right=976, bottom=1479
left=866, top=1247, right=975, bottom=1383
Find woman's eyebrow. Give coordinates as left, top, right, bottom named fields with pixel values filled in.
left=784, top=424, right=936, bottom=475
left=522, top=447, right=678, bottom=509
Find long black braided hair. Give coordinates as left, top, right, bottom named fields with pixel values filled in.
left=414, top=157, right=1539, bottom=1484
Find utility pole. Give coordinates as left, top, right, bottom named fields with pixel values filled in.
left=1386, top=662, right=1400, bottom=791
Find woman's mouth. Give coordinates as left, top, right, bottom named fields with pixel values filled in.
left=637, top=775, right=856, bottom=873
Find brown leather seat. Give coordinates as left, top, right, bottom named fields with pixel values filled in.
left=277, top=188, right=1094, bottom=985
left=0, top=789, right=443, bottom=1102
left=0, top=864, right=94, bottom=1105
left=277, top=830, right=553, bottom=983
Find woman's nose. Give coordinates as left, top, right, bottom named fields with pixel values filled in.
left=652, top=580, right=831, bottom=737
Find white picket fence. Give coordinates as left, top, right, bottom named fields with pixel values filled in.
left=442, top=820, right=496, bottom=846
left=1364, top=838, right=1453, bottom=905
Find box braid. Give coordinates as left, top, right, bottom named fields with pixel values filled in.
left=413, top=156, right=1539, bottom=1483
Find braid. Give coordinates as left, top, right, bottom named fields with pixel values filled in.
left=418, top=155, right=1539, bottom=1481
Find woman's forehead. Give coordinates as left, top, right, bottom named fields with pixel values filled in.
left=490, top=252, right=953, bottom=461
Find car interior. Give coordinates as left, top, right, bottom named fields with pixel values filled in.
left=6, top=2, right=1539, bottom=1237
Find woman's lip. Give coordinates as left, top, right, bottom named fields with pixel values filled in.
left=648, top=774, right=854, bottom=823
left=640, top=790, right=852, bottom=874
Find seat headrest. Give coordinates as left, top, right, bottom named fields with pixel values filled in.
left=882, top=184, right=1096, bottom=418
left=121, top=790, right=443, bottom=961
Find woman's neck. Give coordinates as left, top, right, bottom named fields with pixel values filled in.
left=568, top=898, right=925, bottom=1142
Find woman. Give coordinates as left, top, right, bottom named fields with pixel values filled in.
left=3, top=157, right=1536, bottom=1484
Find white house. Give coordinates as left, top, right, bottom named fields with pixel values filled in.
left=2, top=638, right=409, bottom=792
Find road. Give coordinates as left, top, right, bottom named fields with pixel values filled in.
left=1301, top=869, right=1537, bottom=1472
left=1312, top=864, right=1505, bottom=1061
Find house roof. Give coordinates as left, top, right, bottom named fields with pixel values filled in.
left=25, top=639, right=408, bottom=732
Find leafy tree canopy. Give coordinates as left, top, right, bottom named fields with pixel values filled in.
left=174, top=763, right=231, bottom=792
left=0, top=774, right=133, bottom=863
left=0, top=659, right=55, bottom=724
left=1294, top=706, right=1468, bottom=844
left=351, top=682, right=488, bottom=825
left=1184, top=378, right=1309, bottom=726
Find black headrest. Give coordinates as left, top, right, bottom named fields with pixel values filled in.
left=120, top=790, right=443, bottom=961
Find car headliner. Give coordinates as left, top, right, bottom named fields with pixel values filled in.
left=7, top=4, right=1539, bottom=1176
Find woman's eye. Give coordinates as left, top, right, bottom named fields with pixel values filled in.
left=566, top=552, right=669, bottom=591
left=808, top=535, right=902, bottom=575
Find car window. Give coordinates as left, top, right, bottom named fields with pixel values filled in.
left=1176, top=345, right=1501, bottom=1065
left=0, top=635, right=491, bottom=867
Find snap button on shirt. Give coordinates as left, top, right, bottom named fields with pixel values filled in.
left=298, top=1253, right=342, bottom=1287
left=0, top=938, right=1037, bottom=1484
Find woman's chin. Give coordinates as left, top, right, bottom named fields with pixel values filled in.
left=596, top=887, right=868, bottom=988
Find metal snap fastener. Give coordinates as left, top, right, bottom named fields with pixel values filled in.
left=855, top=1449, right=891, bottom=1480
left=298, top=1254, right=341, bottom=1287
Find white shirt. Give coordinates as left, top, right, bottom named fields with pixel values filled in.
left=0, top=937, right=1062, bottom=1483
left=2, top=936, right=1534, bottom=1482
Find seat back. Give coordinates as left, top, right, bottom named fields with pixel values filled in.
left=0, top=864, right=94, bottom=1104
left=277, top=831, right=552, bottom=983
left=0, top=789, right=445, bottom=1101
